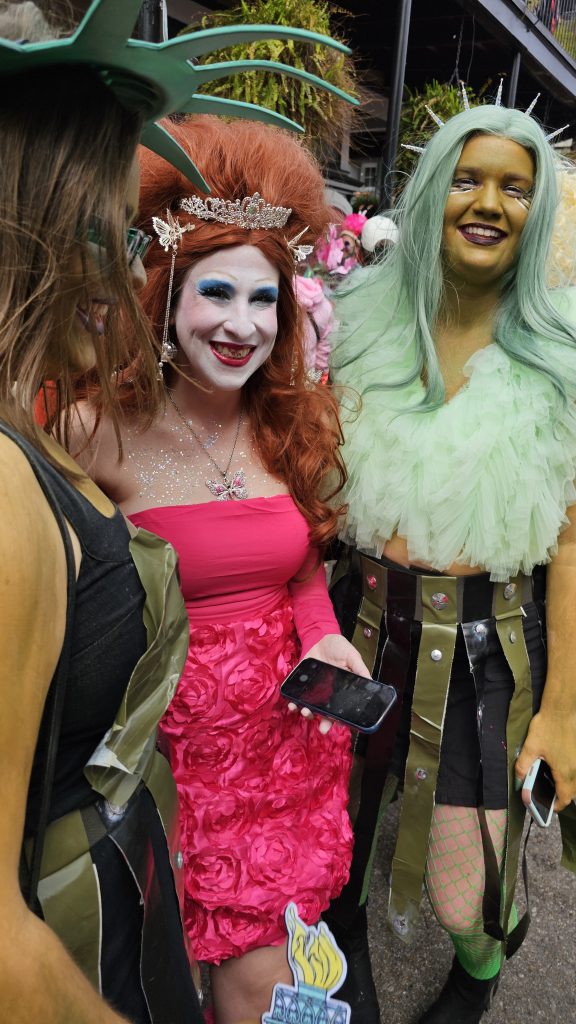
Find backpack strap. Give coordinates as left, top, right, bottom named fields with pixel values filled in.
left=0, top=420, right=77, bottom=911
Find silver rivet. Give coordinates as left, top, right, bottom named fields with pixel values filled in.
left=393, top=916, right=409, bottom=936
left=363, top=627, right=372, bottom=638
left=509, top=631, right=517, bottom=644
left=174, top=851, right=183, bottom=869
left=475, top=623, right=487, bottom=635
left=430, top=592, right=449, bottom=610
left=366, top=574, right=377, bottom=591
left=431, top=649, right=442, bottom=661
left=416, top=768, right=427, bottom=780
left=504, top=583, right=517, bottom=600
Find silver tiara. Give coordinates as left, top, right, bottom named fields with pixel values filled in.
left=180, top=192, right=291, bottom=230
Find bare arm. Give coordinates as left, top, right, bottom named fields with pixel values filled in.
left=0, top=435, right=128, bottom=1023
left=516, top=502, right=576, bottom=810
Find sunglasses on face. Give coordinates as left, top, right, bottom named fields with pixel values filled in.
left=85, top=219, right=153, bottom=266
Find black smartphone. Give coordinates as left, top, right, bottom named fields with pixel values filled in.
left=280, top=658, right=397, bottom=734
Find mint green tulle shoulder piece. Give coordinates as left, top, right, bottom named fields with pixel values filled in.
left=331, top=283, right=576, bottom=582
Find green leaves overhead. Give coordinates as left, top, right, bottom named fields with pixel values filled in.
left=181, top=0, right=359, bottom=154
left=398, top=80, right=487, bottom=177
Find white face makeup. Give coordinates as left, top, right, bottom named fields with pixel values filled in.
left=172, top=245, right=280, bottom=392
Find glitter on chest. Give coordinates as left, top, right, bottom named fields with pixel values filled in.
left=124, top=412, right=267, bottom=504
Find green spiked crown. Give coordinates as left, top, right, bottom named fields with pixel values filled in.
left=0, top=0, right=358, bottom=192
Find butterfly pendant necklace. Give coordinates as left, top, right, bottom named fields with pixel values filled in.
left=166, top=389, right=248, bottom=501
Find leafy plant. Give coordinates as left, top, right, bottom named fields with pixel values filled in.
left=397, top=79, right=488, bottom=177
left=350, top=190, right=377, bottom=216
left=180, top=0, right=359, bottom=156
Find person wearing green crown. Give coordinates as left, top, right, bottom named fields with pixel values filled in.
left=0, top=3, right=356, bottom=1023
left=327, top=95, right=576, bottom=1023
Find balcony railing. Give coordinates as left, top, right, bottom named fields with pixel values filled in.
left=526, top=0, right=576, bottom=60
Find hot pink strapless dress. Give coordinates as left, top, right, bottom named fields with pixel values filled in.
left=129, top=496, right=353, bottom=964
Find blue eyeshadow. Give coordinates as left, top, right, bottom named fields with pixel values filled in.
left=251, top=287, right=278, bottom=302
left=197, top=278, right=235, bottom=296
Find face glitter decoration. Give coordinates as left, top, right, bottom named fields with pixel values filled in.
left=173, top=245, right=280, bottom=392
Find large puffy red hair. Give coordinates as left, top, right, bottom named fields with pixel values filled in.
left=134, top=116, right=346, bottom=547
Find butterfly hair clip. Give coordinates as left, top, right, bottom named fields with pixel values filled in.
left=286, top=226, right=314, bottom=265
left=152, top=208, right=195, bottom=252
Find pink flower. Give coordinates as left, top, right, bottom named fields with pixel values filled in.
left=260, top=791, right=303, bottom=824
left=212, top=906, right=270, bottom=958
left=332, top=255, right=358, bottom=277
left=308, top=809, right=351, bottom=866
left=294, top=274, right=334, bottom=372
left=243, top=605, right=294, bottom=656
left=186, top=848, right=242, bottom=905
left=316, top=225, right=344, bottom=270
left=202, top=789, right=254, bottom=843
left=342, top=212, right=367, bottom=237
left=181, top=729, right=241, bottom=779
left=189, top=623, right=235, bottom=665
left=292, top=892, right=324, bottom=924
left=272, top=738, right=310, bottom=785
left=294, top=274, right=324, bottom=308
left=226, top=659, right=279, bottom=715
left=248, top=831, right=298, bottom=885
left=242, top=713, right=284, bottom=763
left=164, top=664, right=218, bottom=723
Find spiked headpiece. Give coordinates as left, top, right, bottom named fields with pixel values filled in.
left=0, top=0, right=358, bottom=193
left=402, top=81, right=570, bottom=158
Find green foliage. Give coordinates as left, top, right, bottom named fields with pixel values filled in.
left=180, top=0, right=358, bottom=155
left=350, top=190, right=377, bottom=216
left=397, top=79, right=487, bottom=177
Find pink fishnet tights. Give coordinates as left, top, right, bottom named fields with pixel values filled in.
left=424, top=804, right=507, bottom=933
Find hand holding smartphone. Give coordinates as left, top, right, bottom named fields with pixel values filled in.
left=521, top=758, right=557, bottom=828
left=280, top=657, right=397, bottom=734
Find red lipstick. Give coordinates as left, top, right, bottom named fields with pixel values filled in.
left=210, top=342, right=255, bottom=367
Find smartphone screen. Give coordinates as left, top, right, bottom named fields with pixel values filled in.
left=280, top=658, right=396, bottom=733
left=531, top=761, right=556, bottom=822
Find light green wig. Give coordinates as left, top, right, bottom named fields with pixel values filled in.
left=331, top=104, right=576, bottom=407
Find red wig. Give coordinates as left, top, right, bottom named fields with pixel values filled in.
left=133, top=116, right=346, bottom=547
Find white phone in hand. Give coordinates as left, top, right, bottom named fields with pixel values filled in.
left=521, top=758, right=556, bottom=828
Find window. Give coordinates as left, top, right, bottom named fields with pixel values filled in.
left=362, top=163, right=378, bottom=189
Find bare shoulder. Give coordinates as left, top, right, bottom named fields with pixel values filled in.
left=66, top=401, right=139, bottom=506
left=65, top=400, right=117, bottom=474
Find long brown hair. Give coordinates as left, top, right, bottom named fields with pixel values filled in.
left=0, top=61, right=161, bottom=471
left=133, top=117, right=347, bottom=547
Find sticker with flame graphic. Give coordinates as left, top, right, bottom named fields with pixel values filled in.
left=286, top=903, right=346, bottom=995
left=262, top=903, right=351, bottom=1024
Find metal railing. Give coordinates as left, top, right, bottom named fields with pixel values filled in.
left=526, top=0, right=576, bottom=61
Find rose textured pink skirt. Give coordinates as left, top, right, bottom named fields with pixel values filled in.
left=130, top=497, right=353, bottom=964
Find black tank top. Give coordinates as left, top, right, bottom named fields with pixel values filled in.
left=24, top=448, right=147, bottom=836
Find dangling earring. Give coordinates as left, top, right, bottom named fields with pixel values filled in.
left=286, top=226, right=314, bottom=386
left=152, top=209, right=195, bottom=380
